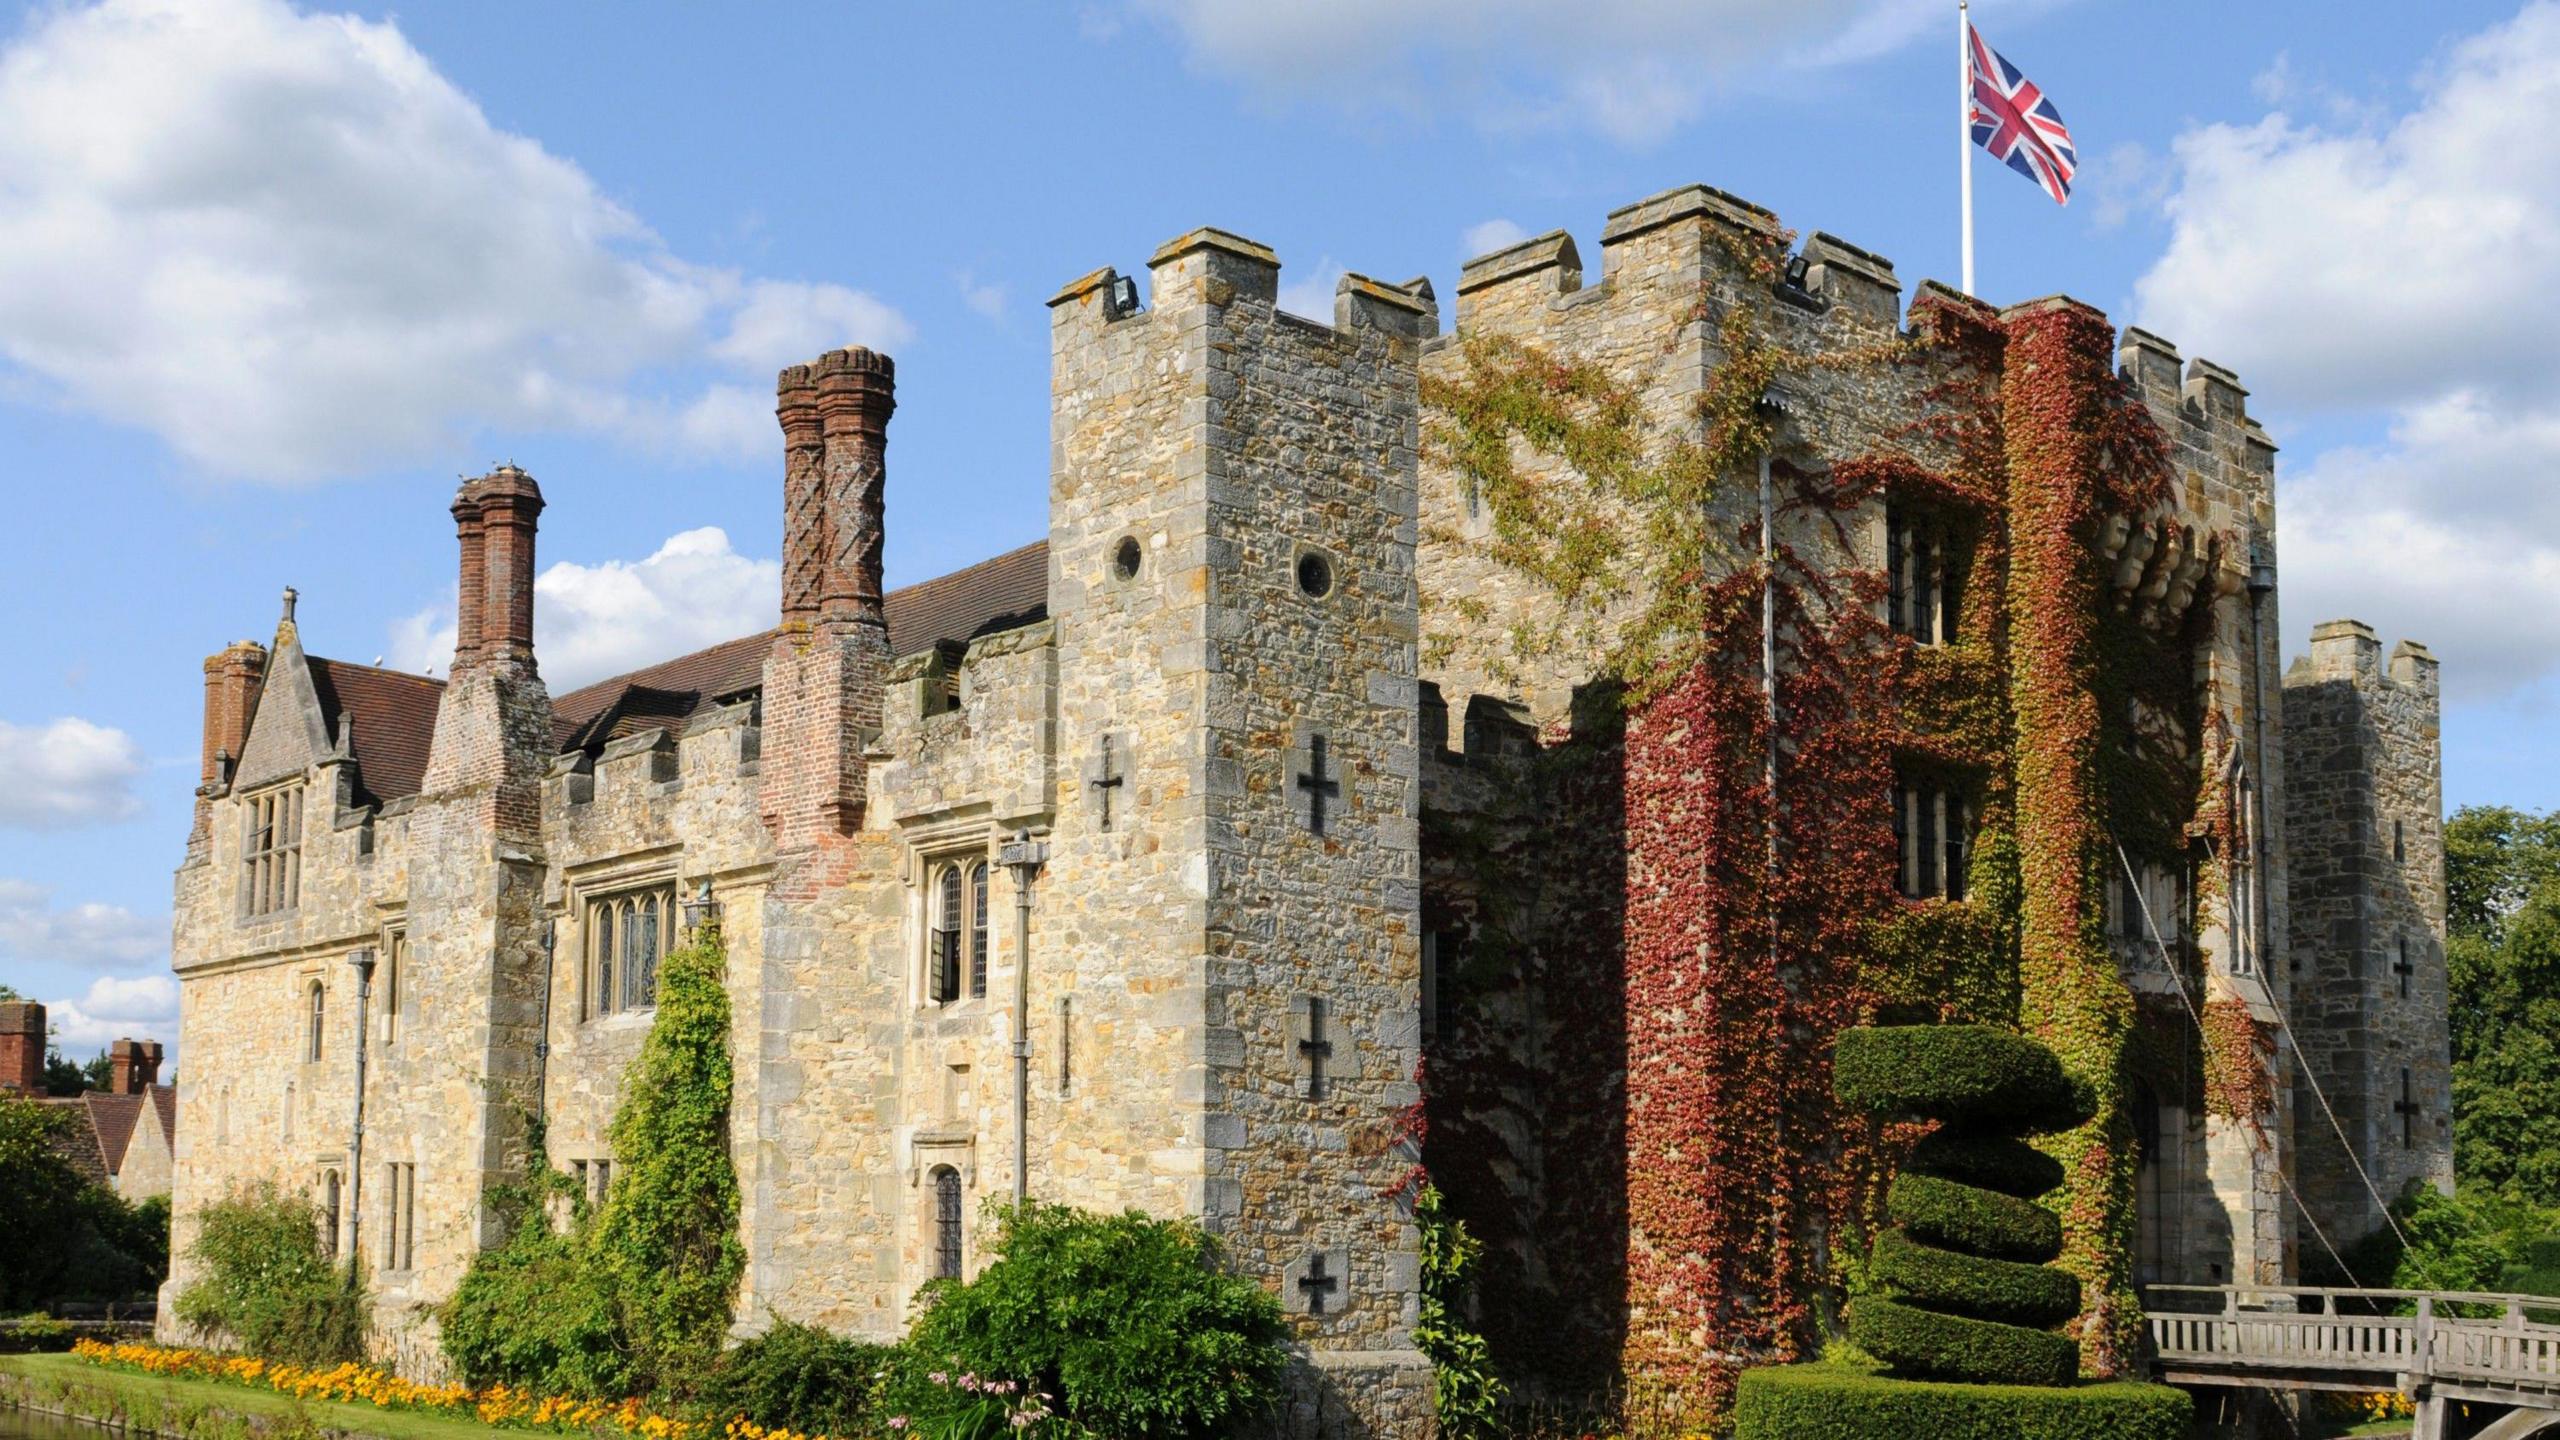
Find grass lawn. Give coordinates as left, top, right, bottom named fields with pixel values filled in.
left=0, top=1354, right=523, bottom=1440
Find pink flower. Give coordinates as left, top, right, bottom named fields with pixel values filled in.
left=886, top=1418, right=909, bottom=1431
left=927, top=1373, right=947, bottom=1386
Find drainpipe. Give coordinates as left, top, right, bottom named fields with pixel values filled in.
left=2247, top=536, right=2277, bottom=976
left=345, top=948, right=377, bottom=1272
left=998, top=830, right=1049, bottom=1205
left=535, top=917, right=558, bottom=1125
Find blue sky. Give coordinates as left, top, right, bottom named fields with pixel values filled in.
left=1, top=0, right=2548, bottom=1061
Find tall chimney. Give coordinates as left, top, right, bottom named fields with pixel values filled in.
left=475, top=465, right=544, bottom=673
left=762, top=349, right=895, bottom=857
left=0, top=1002, right=44, bottom=1096
left=192, top=640, right=267, bottom=845
left=108, top=1037, right=160, bottom=1094
left=451, top=487, right=489, bottom=672
left=777, top=348, right=894, bottom=635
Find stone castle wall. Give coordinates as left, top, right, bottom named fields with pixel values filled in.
left=162, top=180, right=2445, bottom=1436
left=2284, top=621, right=2454, bottom=1243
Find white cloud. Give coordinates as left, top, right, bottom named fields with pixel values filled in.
left=0, top=879, right=167, bottom=972
left=0, top=717, right=146, bottom=828
left=2131, top=1, right=2560, bottom=700
left=1276, top=257, right=1347, bottom=323
left=1126, top=0, right=2064, bottom=144
left=0, top=0, right=909, bottom=481
left=45, top=974, right=179, bottom=1052
left=1462, top=219, right=1529, bottom=258
left=2080, top=142, right=2169, bottom=232
left=956, top=271, right=1011, bottom=323
left=390, top=526, right=779, bottom=691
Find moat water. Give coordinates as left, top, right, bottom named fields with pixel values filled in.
left=0, top=1410, right=123, bottom=1440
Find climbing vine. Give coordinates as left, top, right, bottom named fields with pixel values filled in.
left=1416, top=241, right=2224, bottom=1421
left=1999, top=299, right=2175, bottom=1376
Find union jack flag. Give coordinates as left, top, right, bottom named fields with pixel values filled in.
left=1968, top=24, right=2076, bottom=205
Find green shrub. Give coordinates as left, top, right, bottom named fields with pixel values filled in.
left=1845, top=1297, right=2077, bottom=1388
left=173, top=1181, right=365, bottom=1365
left=885, top=1200, right=1289, bottom=1440
left=1906, top=1131, right=2066, bottom=1199
left=1888, top=1173, right=2062, bottom=1264
left=1733, top=1364, right=2190, bottom=1440
left=0, top=1099, right=167, bottom=1307
left=439, top=1166, right=627, bottom=1398
left=591, top=929, right=745, bottom=1391
left=1412, top=1184, right=1504, bottom=1440
left=1870, top=1228, right=2079, bottom=1328
left=1833, top=1026, right=2083, bottom=1132
left=694, top=1322, right=891, bottom=1437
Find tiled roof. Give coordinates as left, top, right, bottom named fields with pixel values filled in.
left=307, top=658, right=445, bottom=804
left=83, top=1091, right=144, bottom=1174
left=36, top=1097, right=110, bottom=1184
left=550, top=540, right=1049, bottom=752
left=149, top=1084, right=177, bottom=1147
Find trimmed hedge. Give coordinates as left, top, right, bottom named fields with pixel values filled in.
left=1906, top=1131, right=2067, bottom=1199
left=1871, top=1227, right=2080, bottom=1328
left=1846, top=1297, right=2078, bottom=1388
left=1733, top=1364, right=2192, bottom=1440
left=1833, top=1026, right=2085, bottom=1131
left=1889, top=1173, right=2063, bottom=1264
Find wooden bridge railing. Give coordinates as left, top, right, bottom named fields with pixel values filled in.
left=2145, top=1285, right=2560, bottom=1397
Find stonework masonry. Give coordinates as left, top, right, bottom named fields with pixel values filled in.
left=2283, top=620, right=2454, bottom=1241
left=162, top=181, right=2448, bottom=1436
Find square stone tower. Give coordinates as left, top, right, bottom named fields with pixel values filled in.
left=2283, top=619, right=2453, bottom=1242
left=1045, top=231, right=1436, bottom=1432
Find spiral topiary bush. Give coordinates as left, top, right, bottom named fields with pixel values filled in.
left=1734, top=1024, right=2190, bottom=1438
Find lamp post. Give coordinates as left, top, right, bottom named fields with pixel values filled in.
left=997, top=831, right=1049, bottom=1204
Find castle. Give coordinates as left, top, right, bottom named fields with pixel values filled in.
left=163, top=183, right=2451, bottom=1434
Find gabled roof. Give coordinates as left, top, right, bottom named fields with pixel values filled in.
left=550, top=539, right=1050, bottom=753
left=36, top=1085, right=178, bottom=1183
left=305, top=658, right=445, bottom=805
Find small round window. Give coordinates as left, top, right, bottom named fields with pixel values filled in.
left=1112, top=536, right=1142, bottom=581
left=1295, top=550, right=1335, bottom=599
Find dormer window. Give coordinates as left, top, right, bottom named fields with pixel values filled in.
left=243, top=782, right=304, bottom=916
left=1887, top=505, right=1966, bottom=645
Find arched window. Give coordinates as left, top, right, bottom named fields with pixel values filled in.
left=932, top=1166, right=964, bottom=1280
left=623, top=892, right=660, bottom=1009
left=307, top=981, right=326, bottom=1063
left=321, top=1169, right=342, bottom=1259
left=592, top=902, right=615, bottom=1016
left=931, top=867, right=963, bottom=1004
left=968, top=862, right=990, bottom=1000
left=584, top=885, right=673, bottom=1017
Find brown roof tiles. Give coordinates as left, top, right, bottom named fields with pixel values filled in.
left=294, top=540, right=1051, bottom=794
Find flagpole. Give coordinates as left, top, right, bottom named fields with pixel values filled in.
left=1959, top=0, right=1975, bottom=296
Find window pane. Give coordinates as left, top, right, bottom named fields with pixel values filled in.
left=969, top=864, right=989, bottom=999
left=636, top=894, right=660, bottom=1007
left=594, top=905, right=615, bottom=1014
left=934, top=1168, right=963, bottom=1279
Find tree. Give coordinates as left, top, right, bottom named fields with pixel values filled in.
left=0, top=1096, right=167, bottom=1307
left=2445, top=806, right=2560, bottom=1208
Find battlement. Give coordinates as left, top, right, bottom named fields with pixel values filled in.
left=2290, top=619, right=2441, bottom=703
left=1049, top=225, right=1436, bottom=353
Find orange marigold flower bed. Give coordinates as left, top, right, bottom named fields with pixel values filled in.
left=68, top=1339, right=832, bottom=1440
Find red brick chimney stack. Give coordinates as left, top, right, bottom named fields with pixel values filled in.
left=194, top=640, right=269, bottom=841
left=0, top=1001, right=44, bottom=1096
left=475, top=465, right=544, bottom=674
left=108, top=1037, right=164, bottom=1094
left=451, top=486, right=489, bottom=673
left=762, top=349, right=895, bottom=858
left=778, top=348, right=894, bottom=635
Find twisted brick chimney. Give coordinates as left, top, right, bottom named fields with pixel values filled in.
left=763, top=349, right=895, bottom=862
left=421, top=466, right=552, bottom=835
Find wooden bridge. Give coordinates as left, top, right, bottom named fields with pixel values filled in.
left=2147, top=1285, right=2560, bottom=1438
